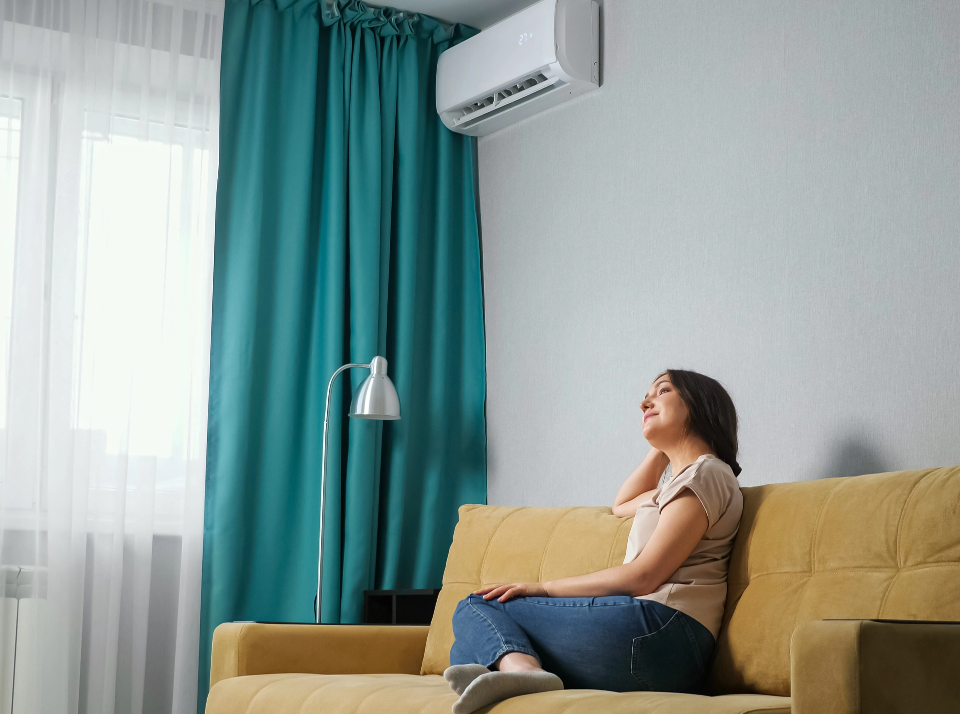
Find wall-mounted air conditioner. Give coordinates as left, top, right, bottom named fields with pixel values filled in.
left=436, top=0, right=600, bottom=137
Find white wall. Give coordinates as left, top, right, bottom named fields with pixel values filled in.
left=478, top=0, right=960, bottom=506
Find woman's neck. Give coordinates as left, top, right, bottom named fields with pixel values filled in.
left=662, top=436, right=714, bottom=478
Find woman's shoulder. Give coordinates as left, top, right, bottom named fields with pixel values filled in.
left=672, top=454, right=734, bottom=481
left=661, top=455, right=741, bottom=527
left=678, top=455, right=742, bottom=500
left=697, top=454, right=738, bottom=480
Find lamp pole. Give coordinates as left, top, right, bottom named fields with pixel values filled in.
left=316, top=356, right=400, bottom=624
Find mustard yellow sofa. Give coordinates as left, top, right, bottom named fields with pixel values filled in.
left=207, top=466, right=960, bottom=713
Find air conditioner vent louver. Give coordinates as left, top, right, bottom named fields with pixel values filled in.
left=461, top=96, right=495, bottom=116
left=497, top=73, right=549, bottom=100
left=454, top=72, right=557, bottom=126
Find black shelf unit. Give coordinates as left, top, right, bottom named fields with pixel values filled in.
left=363, top=588, right=441, bottom=625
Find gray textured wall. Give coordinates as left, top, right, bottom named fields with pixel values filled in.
left=477, top=0, right=960, bottom=506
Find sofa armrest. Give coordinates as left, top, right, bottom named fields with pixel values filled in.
left=210, top=622, right=430, bottom=688
left=791, top=619, right=960, bottom=714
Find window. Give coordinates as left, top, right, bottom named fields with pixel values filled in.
left=74, top=117, right=211, bottom=462
left=0, top=23, right=218, bottom=534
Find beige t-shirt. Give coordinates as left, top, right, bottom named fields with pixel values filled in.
left=622, top=454, right=743, bottom=639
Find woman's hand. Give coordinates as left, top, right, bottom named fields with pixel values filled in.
left=474, top=582, right=549, bottom=602
left=612, top=448, right=669, bottom=517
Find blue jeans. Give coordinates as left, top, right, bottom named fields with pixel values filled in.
left=449, top=594, right=715, bottom=694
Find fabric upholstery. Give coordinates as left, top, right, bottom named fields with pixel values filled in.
left=210, top=623, right=429, bottom=686
left=709, top=466, right=960, bottom=696
left=206, top=673, right=791, bottom=714
left=791, top=619, right=960, bottom=713
left=789, top=619, right=860, bottom=714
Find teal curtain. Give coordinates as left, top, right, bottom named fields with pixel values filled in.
left=197, top=0, right=485, bottom=708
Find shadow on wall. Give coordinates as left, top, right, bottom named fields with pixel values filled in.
left=820, top=435, right=889, bottom=479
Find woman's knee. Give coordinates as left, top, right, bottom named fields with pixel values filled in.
left=452, top=593, right=482, bottom=621
left=455, top=593, right=485, bottom=610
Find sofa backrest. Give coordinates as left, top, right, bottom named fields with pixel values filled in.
left=709, top=465, right=960, bottom=696
left=421, top=467, right=960, bottom=698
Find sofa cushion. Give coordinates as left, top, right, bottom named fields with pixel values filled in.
left=421, top=505, right=632, bottom=676
left=709, top=466, right=960, bottom=697
left=205, top=673, right=791, bottom=714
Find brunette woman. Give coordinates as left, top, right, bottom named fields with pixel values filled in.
left=444, top=369, right=743, bottom=714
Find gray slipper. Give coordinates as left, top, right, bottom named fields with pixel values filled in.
left=451, top=670, right=564, bottom=714
left=443, top=664, right=491, bottom=695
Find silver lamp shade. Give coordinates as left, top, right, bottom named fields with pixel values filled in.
left=348, top=356, right=401, bottom=420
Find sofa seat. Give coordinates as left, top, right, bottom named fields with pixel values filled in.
left=207, top=672, right=791, bottom=714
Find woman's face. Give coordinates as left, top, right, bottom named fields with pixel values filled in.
left=641, top=374, right=690, bottom=448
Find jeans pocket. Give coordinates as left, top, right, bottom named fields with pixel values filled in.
left=630, top=612, right=708, bottom=693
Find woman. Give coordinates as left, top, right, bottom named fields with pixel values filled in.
left=444, top=369, right=744, bottom=714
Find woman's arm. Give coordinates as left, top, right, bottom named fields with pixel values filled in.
left=476, top=490, right=709, bottom=602
left=611, top=448, right=669, bottom=517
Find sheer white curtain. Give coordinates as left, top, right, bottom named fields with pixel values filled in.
left=0, top=0, right=221, bottom=710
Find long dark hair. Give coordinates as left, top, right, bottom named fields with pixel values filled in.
left=658, top=369, right=741, bottom=477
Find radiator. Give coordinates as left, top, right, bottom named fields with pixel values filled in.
left=0, top=597, right=44, bottom=714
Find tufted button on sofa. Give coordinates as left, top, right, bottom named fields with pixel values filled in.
left=206, top=467, right=960, bottom=714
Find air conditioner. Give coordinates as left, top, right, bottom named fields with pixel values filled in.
left=436, top=0, right=600, bottom=137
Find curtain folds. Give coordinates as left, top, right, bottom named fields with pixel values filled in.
left=198, top=0, right=485, bottom=709
left=0, top=0, right=222, bottom=712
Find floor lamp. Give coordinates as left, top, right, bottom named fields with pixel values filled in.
left=316, top=356, right=400, bottom=624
